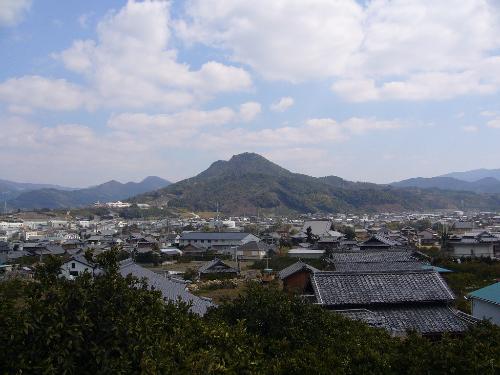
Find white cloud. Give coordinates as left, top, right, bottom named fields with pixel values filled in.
left=0, top=76, right=92, bottom=111
left=270, top=97, right=294, bottom=112
left=178, top=0, right=500, bottom=101
left=0, top=0, right=31, bottom=27
left=176, top=0, right=365, bottom=82
left=462, top=125, right=479, bottom=132
left=198, top=116, right=401, bottom=151
left=55, top=0, right=252, bottom=110
left=487, top=117, right=500, bottom=128
left=332, top=71, right=497, bottom=102
left=0, top=0, right=252, bottom=113
left=480, top=110, right=497, bottom=117
left=239, top=101, right=261, bottom=122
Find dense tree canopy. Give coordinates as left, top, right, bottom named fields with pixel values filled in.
left=1, top=251, right=499, bottom=374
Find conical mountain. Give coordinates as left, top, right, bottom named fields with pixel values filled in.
left=133, top=153, right=500, bottom=214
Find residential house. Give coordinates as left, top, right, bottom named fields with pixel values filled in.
left=179, top=232, right=260, bottom=251
left=327, top=250, right=425, bottom=273
left=418, top=229, right=438, bottom=246
left=278, top=261, right=319, bottom=293
left=311, top=270, right=473, bottom=336
left=119, top=259, right=214, bottom=315
left=468, top=282, right=500, bottom=326
left=236, top=241, right=274, bottom=260
left=360, top=234, right=402, bottom=250
left=198, top=258, right=239, bottom=279
left=448, top=231, right=500, bottom=258
left=61, top=255, right=101, bottom=278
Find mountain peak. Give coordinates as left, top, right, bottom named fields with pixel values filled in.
left=197, top=152, right=289, bottom=179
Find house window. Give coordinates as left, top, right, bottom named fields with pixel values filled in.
left=201, top=240, right=204, bottom=243
left=72, top=263, right=76, bottom=269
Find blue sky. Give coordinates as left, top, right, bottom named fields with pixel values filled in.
left=1, top=0, right=500, bottom=187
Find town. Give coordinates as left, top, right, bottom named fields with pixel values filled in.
left=2, top=0, right=500, bottom=372
left=1, top=206, right=499, bottom=332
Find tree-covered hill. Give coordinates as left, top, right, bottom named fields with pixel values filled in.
left=133, top=153, right=500, bottom=214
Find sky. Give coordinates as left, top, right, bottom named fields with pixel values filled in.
left=1, top=0, right=500, bottom=187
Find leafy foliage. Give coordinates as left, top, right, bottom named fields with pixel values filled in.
left=1, top=252, right=499, bottom=374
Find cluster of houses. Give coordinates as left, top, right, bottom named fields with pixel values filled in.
left=278, top=247, right=498, bottom=336
left=1, top=211, right=499, bottom=333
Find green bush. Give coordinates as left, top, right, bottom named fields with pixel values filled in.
left=0, top=251, right=499, bottom=374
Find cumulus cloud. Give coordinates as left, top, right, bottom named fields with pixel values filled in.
left=0, top=0, right=252, bottom=113
left=238, top=102, right=261, bottom=122
left=55, top=0, right=251, bottom=110
left=270, top=97, right=294, bottom=112
left=178, top=0, right=500, bottom=101
left=0, top=0, right=31, bottom=27
left=197, top=116, right=401, bottom=151
left=177, top=0, right=364, bottom=82
left=0, top=76, right=92, bottom=112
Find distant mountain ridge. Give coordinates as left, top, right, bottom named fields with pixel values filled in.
left=8, top=176, right=171, bottom=209
left=440, top=168, right=500, bottom=182
left=391, top=176, right=500, bottom=194
left=132, top=153, right=500, bottom=214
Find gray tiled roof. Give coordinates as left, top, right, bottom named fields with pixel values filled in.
left=300, top=220, right=332, bottom=236
left=180, top=232, right=254, bottom=241
left=278, top=261, right=320, bottom=280
left=198, top=258, right=238, bottom=274
left=336, top=305, right=470, bottom=334
left=329, top=251, right=415, bottom=263
left=312, top=270, right=455, bottom=306
left=119, top=259, right=214, bottom=315
left=333, top=261, right=424, bottom=273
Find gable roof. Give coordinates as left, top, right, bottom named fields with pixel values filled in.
left=311, top=270, right=455, bottom=307
left=278, top=261, right=320, bottom=280
left=333, top=261, right=424, bottom=273
left=329, top=251, right=415, bottom=264
left=336, top=305, right=470, bottom=334
left=361, top=235, right=400, bottom=247
left=119, top=259, right=214, bottom=315
left=198, top=258, right=238, bottom=274
left=180, top=232, right=255, bottom=241
left=300, top=220, right=332, bottom=236
left=238, top=240, right=271, bottom=252
left=468, top=282, right=500, bottom=305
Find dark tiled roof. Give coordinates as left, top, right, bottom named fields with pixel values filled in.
left=336, top=305, right=470, bottom=334
left=329, top=251, right=415, bottom=263
left=237, top=240, right=272, bottom=252
left=278, top=261, right=320, bottom=280
left=180, top=232, right=255, bottom=241
left=361, top=234, right=400, bottom=247
left=312, top=270, right=455, bottom=307
left=119, top=259, right=214, bottom=315
left=198, top=258, right=238, bottom=274
left=333, top=261, right=424, bottom=273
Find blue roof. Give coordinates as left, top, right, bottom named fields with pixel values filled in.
left=421, top=265, right=453, bottom=273
left=468, top=282, right=500, bottom=305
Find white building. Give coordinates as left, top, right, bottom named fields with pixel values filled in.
left=448, top=231, right=500, bottom=258
left=60, top=255, right=101, bottom=279
left=179, top=232, right=260, bottom=250
left=469, top=283, right=500, bottom=326
left=106, top=201, right=131, bottom=208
